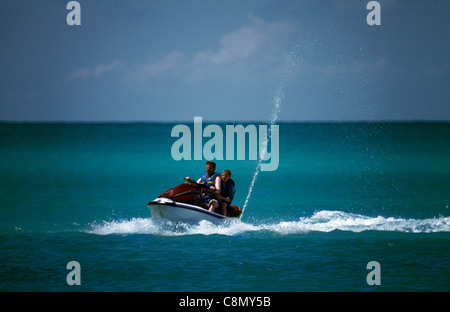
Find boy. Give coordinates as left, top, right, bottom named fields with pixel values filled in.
left=218, top=169, right=235, bottom=216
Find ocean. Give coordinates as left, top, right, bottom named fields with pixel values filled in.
left=0, top=122, right=449, bottom=292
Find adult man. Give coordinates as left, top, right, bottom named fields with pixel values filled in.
left=185, top=161, right=221, bottom=212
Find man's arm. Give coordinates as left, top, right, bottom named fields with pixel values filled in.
left=214, top=175, right=221, bottom=193
left=208, top=175, right=221, bottom=194
left=184, top=176, right=202, bottom=184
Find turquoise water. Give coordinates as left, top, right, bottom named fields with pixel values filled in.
left=0, top=122, right=449, bottom=291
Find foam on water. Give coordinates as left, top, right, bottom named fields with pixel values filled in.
left=87, top=210, right=450, bottom=236
left=87, top=218, right=258, bottom=236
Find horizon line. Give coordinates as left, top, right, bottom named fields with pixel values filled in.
left=1, top=119, right=449, bottom=124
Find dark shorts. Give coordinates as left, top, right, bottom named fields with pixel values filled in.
left=218, top=198, right=231, bottom=207
left=204, top=198, right=217, bottom=205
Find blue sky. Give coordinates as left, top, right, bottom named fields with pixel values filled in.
left=1, top=0, right=449, bottom=122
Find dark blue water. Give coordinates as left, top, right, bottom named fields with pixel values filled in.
left=0, top=122, right=449, bottom=291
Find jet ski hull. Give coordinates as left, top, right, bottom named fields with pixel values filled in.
left=148, top=198, right=226, bottom=223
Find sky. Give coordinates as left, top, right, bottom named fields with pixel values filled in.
left=0, top=0, right=449, bottom=122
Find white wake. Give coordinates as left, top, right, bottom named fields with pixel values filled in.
left=87, top=210, right=450, bottom=236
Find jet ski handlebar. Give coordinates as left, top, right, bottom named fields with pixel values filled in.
left=184, top=178, right=213, bottom=191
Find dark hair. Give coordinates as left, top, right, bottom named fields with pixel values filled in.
left=206, top=161, right=216, bottom=169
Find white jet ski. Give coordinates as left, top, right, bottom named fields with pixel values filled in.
left=147, top=182, right=241, bottom=223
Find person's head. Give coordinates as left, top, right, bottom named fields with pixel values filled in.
left=205, top=161, right=216, bottom=176
left=222, top=169, right=231, bottom=182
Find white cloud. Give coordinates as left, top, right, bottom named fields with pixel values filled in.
left=210, top=16, right=271, bottom=65
left=67, top=60, right=121, bottom=82
left=125, top=15, right=297, bottom=84
left=124, top=50, right=185, bottom=82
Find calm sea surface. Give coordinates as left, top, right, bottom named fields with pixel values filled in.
left=0, top=122, right=449, bottom=291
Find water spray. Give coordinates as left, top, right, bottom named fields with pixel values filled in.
left=240, top=43, right=300, bottom=218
